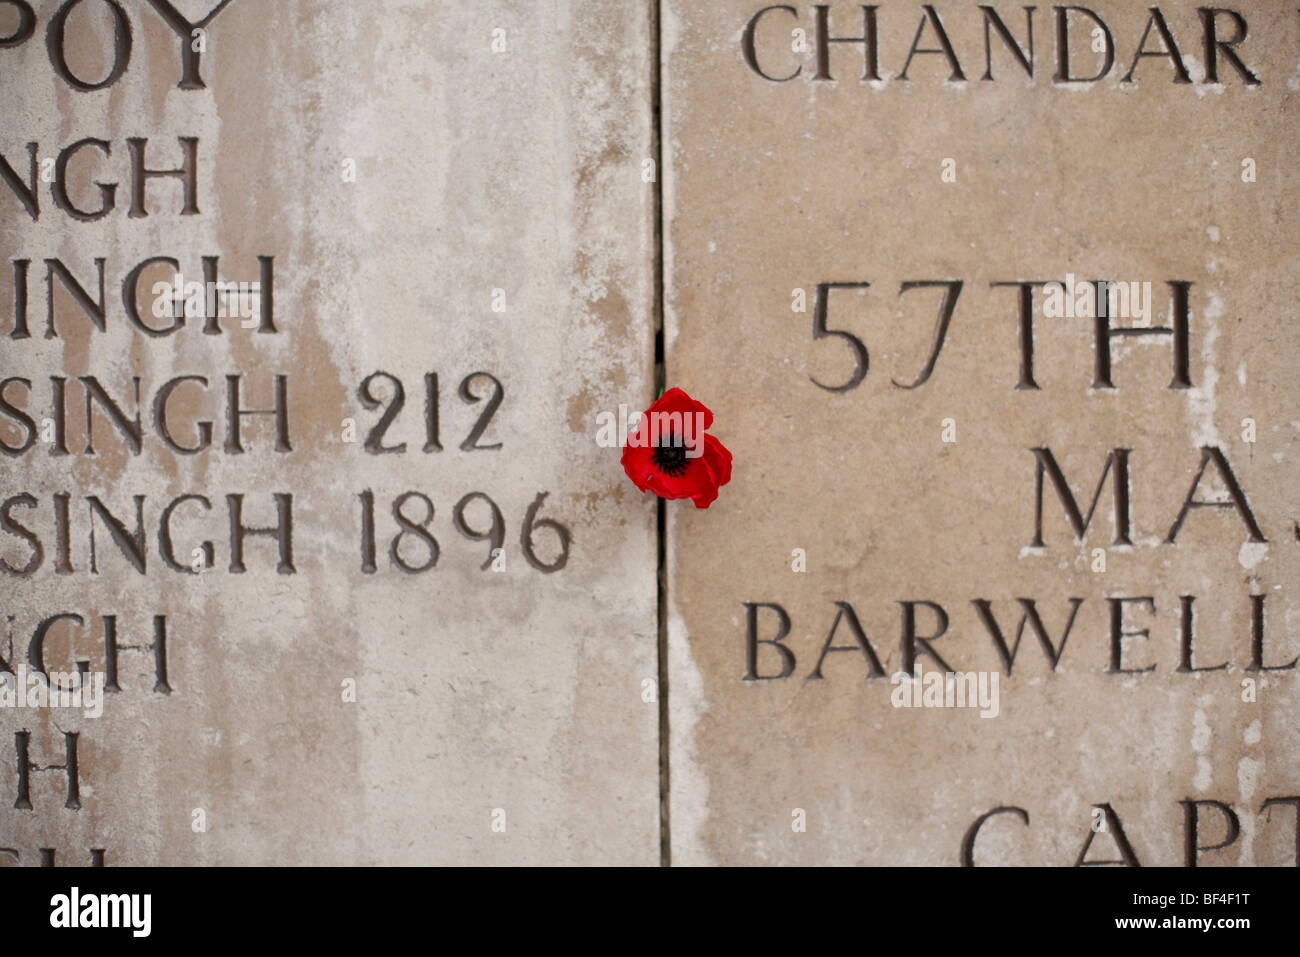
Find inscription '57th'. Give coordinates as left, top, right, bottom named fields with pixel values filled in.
left=801, top=278, right=1194, bottom=392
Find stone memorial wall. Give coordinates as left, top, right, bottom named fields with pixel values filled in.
left=0, top=0, right=1295, bottom=867
left=663, top=0, right=1299, bottom=866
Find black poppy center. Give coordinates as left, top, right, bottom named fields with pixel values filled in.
left=652, top=433, right=690, bottom=477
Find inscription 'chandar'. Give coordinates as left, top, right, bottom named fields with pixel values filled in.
left=743, top=5, right=1262, bottom=86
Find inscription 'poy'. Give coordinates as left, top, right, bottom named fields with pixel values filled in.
left=743, top=4, right=1261, bottom=86
left=0, top=0, right=234, bottom=91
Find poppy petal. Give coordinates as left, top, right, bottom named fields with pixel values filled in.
left=702, top=434, right=733, bottom=488
left=647, top=387, right=714, bottom=432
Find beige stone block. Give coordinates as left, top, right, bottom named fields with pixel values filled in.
left=0, top=0, right=658, bottom=864
left=663, top=0, right=1299, bottom=865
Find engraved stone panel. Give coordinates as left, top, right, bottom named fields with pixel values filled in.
left=663, top=0, right=1299, bottom=865
left=1, top=0, right=658, bottom=865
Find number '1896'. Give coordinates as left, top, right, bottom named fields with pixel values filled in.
left=358, top=490, right=571, bottom=574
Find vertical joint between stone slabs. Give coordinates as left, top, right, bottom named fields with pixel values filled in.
left=650, top=0, right=671, bottom=869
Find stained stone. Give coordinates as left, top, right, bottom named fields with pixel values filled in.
left=0, top=0, right=658, bottom=864
left=3, top=0, right=1295, bottom=871
left=662, top=0, right=1299, bottom=865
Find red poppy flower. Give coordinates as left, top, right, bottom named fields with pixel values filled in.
left=621, top=388, right=732, bottom=508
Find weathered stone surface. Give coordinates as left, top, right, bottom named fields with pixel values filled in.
left=663, top=0, right=1299, bottom=865
left=5, top=0, right=1296, bottom=871
left=1, top=0, right=658, bottom=864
